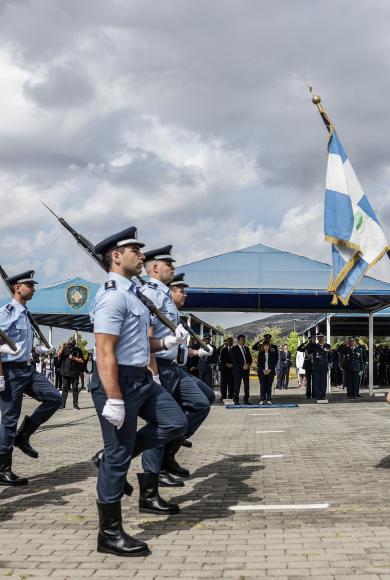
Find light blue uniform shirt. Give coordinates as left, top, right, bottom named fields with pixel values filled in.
left=90, top=272, right=151, bottom=367
left=140, top=278, right=180, bottom=360
left=0, top=298, right=34, bottom=362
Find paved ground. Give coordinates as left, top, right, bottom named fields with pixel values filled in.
left=1, top=381, right=390, bottom=579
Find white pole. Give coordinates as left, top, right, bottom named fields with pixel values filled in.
left=200, top=323, right=204, bottom=338
left=368, top=312, right=374, bottom=397
left=49, top=326, right=53, bottom=346
left=326, top=315, right=332, bottom=395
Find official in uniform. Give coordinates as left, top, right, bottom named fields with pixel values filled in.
left=299, top=333, right=331, bottom=401
left=354, top=336, right=368, bottom=391
left=339, top=337, right=364, bottom=399
left=89, top=228, right=188, bottom=557
left=140, top=247, right=213, bottom=493
left=297, top=333, right=316, bottom=399
left=0, top=271, right=62, bottom=486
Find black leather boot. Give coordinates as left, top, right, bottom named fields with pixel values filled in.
left=92, top=450, right=134, bottom=497
left=0, top=452, right=28, bottom=486
left=137, top=472, right=180, bottom=514
left=73, top=389, right=80, bottom=410
left=158, top=470, right=184, bottom=487
left=14, top=415, right=39, bottom=459
left=181, top=439, right=192, bottom=448
left=97, top=500, right=150, bottom=557
left=162, top=438, right=190, bottom=478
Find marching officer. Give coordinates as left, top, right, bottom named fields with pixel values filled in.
left=89, top=228, right=188, bottom=557
left=299, top=333, right=331, bottom=401
left=339, top=337, right=364, bottom=399
left=139, top=246, right=213, bottom=494
left=0, top=271, right=62, bottom=487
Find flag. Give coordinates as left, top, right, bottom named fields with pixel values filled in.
left=324, top=127, right=389, bottom=305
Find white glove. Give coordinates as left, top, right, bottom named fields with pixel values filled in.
left=153, top=374, right=161, bottom=385
left=0, top=376, right=5, bottom=392
left=163, top=324, right=189, bottom=349
left=0, top=343, right=21, bottom=355
left=35, top=345, right=55, bottom=355
left=102, top=399, right=125, bottom=429
left=198, top=346, right=213, bottom=357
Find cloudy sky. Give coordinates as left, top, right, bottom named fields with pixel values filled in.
left=0, top=0, right=389, bottom=331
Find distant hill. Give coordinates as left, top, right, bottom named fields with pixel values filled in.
left=225, top=313, right=320, bottom=339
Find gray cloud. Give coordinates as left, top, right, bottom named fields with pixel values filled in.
left=24, top=62, right=95, bottom=108
left=0, top=0, right=389, bottom=302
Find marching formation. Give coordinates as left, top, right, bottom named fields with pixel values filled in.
left=0, top=225, right=215, bottom=558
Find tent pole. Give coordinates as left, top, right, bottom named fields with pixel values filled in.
left=200, top=323, right=204, bottom=338
left=49, top=326, right=53, bottom=346
left=368, top=312, right=374, bottom=397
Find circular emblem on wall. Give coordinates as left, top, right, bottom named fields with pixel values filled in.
left=66, top=285, right=89, bottom=310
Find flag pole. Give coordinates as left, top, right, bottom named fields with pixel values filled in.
left=308, top=85, right=335, bottom=138
left=308, top=85, right=338, bottom=304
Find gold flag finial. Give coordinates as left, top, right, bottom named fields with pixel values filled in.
left=308, top=84, right=324, bottom=112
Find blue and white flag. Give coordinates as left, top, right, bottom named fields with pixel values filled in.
left=324, top=129, right=389, bottom=305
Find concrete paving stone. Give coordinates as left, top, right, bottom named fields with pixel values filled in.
left=2, top=389, right=390, bottom=578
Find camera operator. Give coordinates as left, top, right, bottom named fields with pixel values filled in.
left=57, top=337, right=85, bottom=410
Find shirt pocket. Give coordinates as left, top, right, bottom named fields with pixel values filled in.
left=14, top=317, right=27, bottom=341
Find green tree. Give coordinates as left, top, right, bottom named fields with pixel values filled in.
left=76, top=334, right=90, bottom=359
left=287, top=330, right=299, bottom=364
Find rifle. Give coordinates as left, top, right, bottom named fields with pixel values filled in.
left=42, top=203, right=211, bottom=352
left=137, top=275, right=212, bottom=352
left=0, top=329, right=17, bottom=352
left=0, top=266, right=51, bottom=349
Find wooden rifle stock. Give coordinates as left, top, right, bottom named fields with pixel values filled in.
left=0, top=329, right=17, bottom=352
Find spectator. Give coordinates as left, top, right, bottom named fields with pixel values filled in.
left=258, top=341, right=278, bottom=404
left=85, top=352, right=94, bottom=391
left=186, top=337, right=199, bottom=377
left=219, top=337, right=234, bottom=403
left=230, top=334, right=252, bottom=405
left=276, top=344, right=291, bottom=389
left=295, top=349, right=306, bottom=388
left=198, top=335, right=218, bottom=387
left=57, top=337, right=85, bottom=410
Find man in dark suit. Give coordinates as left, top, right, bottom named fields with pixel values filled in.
left=219, top=337, right=234, bottom=402
left=230, top=334, right=253, bottom=405
left=276, top=344, right=292, bottom=389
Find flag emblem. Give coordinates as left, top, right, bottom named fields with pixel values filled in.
left=66, top=285, right=89, bottom=310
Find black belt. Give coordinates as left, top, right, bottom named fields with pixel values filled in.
left=2, top=361, right=30, bottom=369
left=116, top=365, right=149, bottom=379
left=156, top=358, right=177, bottom=368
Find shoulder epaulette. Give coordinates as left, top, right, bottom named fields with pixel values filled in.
left=105, top=280, right=117, bottom=290
left=147, top=282, right=158, bottom=288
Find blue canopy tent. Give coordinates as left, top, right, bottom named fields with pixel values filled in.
left=299, top=307, right=390, bottom=338
left=0, top=277, right=101, bottom=332
left=0, top=277, right=222, bottom=341
left=178, top=244, right=390, bottom=313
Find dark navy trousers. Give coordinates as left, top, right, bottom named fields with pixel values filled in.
left=91, top=365, right=187, bottom=503
left=142, top=361, right=214, bottom=473
left=312, top=368, right=328, bottom=400
left=0, top=363, right=63, bottom=454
